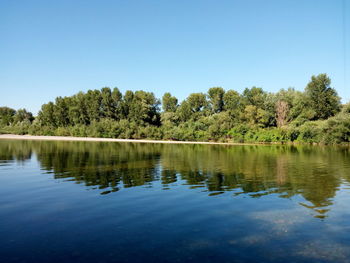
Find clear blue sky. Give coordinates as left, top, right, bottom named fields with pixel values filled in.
left=1, top=0, right=349, bottom=114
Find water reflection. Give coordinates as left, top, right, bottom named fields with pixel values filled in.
left=0, top=139, right=349, bottom=219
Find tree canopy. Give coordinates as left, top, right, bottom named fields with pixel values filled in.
left=305, top=74, right=341, bottom=120
left=1, top=73, right=349, bottom=144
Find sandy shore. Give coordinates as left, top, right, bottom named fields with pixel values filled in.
left=0, top=134, right=261, bottom=146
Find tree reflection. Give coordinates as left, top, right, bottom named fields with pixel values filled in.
left=0, top=139, right=349, bottom=218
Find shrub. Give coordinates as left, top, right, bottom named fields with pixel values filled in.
left=296, top=121, right=322, bottom=143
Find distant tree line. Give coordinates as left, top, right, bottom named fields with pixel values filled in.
left=1, top=73, right=350, bottom=144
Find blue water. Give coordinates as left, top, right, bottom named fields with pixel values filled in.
left=1, top=140, right=350, bottom=263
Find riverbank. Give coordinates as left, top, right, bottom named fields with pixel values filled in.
left=0, top=134, right=260, bottom=146
left=1, top=134, right=349, bottom=147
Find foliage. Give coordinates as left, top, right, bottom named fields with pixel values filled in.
left=208, top=87, right=225, bottom=113
left=1, top=74, right=349, bottom=145
left=305, top=74, right=341, bottom=120
left=162, top=92, right=178, bottom=112
left=0, top=107, right=16, bottom=126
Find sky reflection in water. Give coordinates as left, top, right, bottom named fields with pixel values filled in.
left=1, top=140, right=350, bottom=263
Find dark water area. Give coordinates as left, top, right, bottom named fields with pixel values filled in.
left=1, top=139, right=350, bottom=263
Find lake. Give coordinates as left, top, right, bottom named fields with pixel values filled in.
left=1, top=139, right=350, bottom=263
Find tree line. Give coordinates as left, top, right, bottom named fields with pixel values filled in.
left=1, top=73, right=350, bottom=144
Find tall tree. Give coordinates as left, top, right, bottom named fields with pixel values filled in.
left=112, top=87, right=123, bottom=120
left=0, top=107, right=16, bottom=126
left=176, top=101, right=192, bottom=122
left=38, top=102, right=56, bottom=126
left=162, top=92, right=178, bottom=112
left=54, top=97, right=69, bottom=126
left=13, top=109, right=34, bottom=124
left=127, top=91, right=160, bottom=125
left=305, top=74, right=341, bottom=120
left=122, top=90, right=134, bottom=119
left=86, top=89, right=102, bottom=122
left=75, top=92, right=89, bottom=125
left=101, top=87, right=114, bottom=119
left=275, top=88, right=303, bottom=122
left=207, top=87, right=225, bottom=113
left=223, top=90, right=241, bottom=113
left=187, top=93, right=207, bottom=112
left=242, top=87, right=266, bottom=108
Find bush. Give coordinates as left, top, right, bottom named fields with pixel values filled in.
left=55, top=127, right=71, bottom=137
left=321, top=113, right=350, bottom=144
left=228, top=124, right=249, bottom=143
left=1, top=108, right=350, bottom=145
left=296, top=121, right=322, bottom=143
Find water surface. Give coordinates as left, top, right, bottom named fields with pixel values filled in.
left=1, top=139, right=350, bottom=263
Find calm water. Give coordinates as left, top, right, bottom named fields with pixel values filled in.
left=1, top=140, right=350, bottom=263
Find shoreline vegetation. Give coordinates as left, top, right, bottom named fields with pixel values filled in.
left=0, top=134, right=261, bottom=146
left=1, top=73, right=350, bottom=145
left=0, top=134, right=349, bottom=147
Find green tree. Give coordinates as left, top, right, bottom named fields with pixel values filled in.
left=256, top=108, right=271, bottom=127
left=101, top=87, right=115, bottom=119
left=305, top=74, right=341, bottom=120
left=187, top=93, right=207, bottom=112
left=67, top=92, right=89, bottom=125
left=0, top=107, right=16, bottom=126
left=38, top=102, right=56, bottom=126
left=127, top=91, right=160, bottom=125
left=162, top=92, right=178, bottom=112
left=275, top=88, right=304, bottom=122
left=86, top=89, right=102, bottom=122
left=112, top=87, right=123, bottom=119
left=242, top=87, right=266, bottom=108
left=207, top=87, right=225, bottom=113
left=122, top=90, right=134, bottom=119
left=176, top=101, right=192, bottom=122
left=223, top=90, right=241, bottom=114
left=243, top=105, right=258, bottom=125
left=13, top=109, right=34, bottom=124
left=54, top=97, right=69, bottom=126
